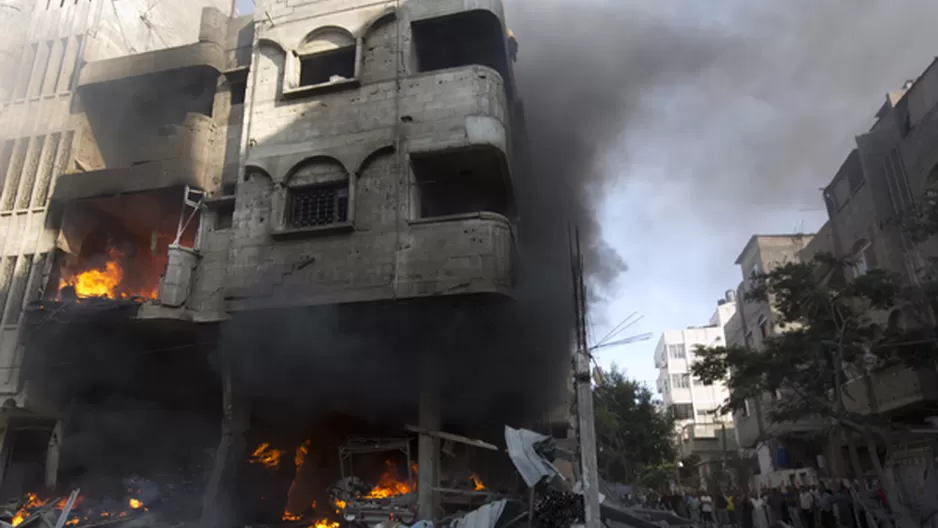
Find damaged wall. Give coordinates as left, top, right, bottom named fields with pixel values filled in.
left=216, top=0, right=569, bottom=433
left=227, top=0, right=516, bottom=309
left=0, top=0, right=242, bottom=397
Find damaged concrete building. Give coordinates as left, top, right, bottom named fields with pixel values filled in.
left=0, top=0, right=565, bottom=526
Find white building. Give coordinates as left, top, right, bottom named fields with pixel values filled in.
left=655, top=291, right=736, bottom=427
left=655, top=292, right=739, bottom=485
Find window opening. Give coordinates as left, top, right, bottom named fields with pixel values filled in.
left=299, top=47, right=356, bottom=87
left=215, top=202, right=234, bottom=230
left=671, top=374, right=690, bottom=389
left=412, top=149, right=510, bottom=218
left=670, top=403, right=693, bottom=420
left=757, top=314, right=770, bottom=340
left=412, top=11, right=512, bottom=96
left=230, top=79, right=246, bottom=105
left=852, top=240, right=872, bottom=277
left=287, top=183, right=348, bottom=228
left=667, top=344, right=685, bottom=359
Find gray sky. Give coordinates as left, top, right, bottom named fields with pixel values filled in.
left=236, top=0, right=938, bottom=388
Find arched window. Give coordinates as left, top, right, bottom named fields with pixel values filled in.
left=284, top=158, right=350, bottom=229
left=296, top=28, right=357, bottom=89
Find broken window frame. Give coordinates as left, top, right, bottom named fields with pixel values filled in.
left=284, top=32, right=362, bottom=98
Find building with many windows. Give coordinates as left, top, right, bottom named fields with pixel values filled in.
left=655, top=292, right=737, bottom=481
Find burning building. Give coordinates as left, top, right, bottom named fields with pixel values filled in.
left=0, top=0, right=572, bottom=526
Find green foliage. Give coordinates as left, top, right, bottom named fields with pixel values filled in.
left=635, top=463, right=676, bottom=492
left=691, top=253, right=936, bottom=431
left=593, top=365, right=676, bottom=484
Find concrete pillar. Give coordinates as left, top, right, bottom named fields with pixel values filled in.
left=201, top=365, right=249, bottom=528
left=417, top=360, right=440, bottom=521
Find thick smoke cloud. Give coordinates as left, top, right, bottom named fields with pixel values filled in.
left=504, top=0, right=742, bottom=320
left=220, top=0, right=741, bottom=428
left=553, top=0, right=938, bottom=341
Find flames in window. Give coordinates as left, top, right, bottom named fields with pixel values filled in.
left=57, top=247, right=159, bottom=301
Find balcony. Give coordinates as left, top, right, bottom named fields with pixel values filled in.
left=679, top=423, right=736, bottom=459
left=733, top=399, right=827, bottom=449
left=842, top=366, right=938, bottom=415
left=398, top=213, right=515, bottom=299
left=403, top=66, right=511, bottom=161
left=53, top=114, right=215, bottom=202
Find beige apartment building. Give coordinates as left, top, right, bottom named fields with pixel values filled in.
left=726, top=57, right=938, bottom=493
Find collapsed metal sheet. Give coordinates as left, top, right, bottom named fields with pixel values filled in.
left=504, top=426, right=560, bottom=487
left=448, top=499, right=506, bottom=528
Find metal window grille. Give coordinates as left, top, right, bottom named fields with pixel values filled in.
left=287, top=183, right=348, bottom=228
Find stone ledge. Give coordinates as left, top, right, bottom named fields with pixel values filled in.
left=78, top=41, right=226, bottom=87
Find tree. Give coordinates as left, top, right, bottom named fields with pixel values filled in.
left=691, top=253, right=937, bottom=527
left=635, top=463, right=677, bottom=492
left=593, top=366, right=675, bottom=485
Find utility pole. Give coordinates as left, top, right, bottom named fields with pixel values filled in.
left=570, top=226, right=602, bottom=528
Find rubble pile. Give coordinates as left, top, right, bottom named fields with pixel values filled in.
left=532, top=490, right=585, bottom=527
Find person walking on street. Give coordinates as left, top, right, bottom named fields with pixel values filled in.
left=741, top=493, right=755, bottom=528
left=716, top=491, right=729, bottom=526
left=701, top=491, right=715, bottom=525
left=819, top=486, right=836, bottom=528
left=727, top=491, right=737, bottom=527
left=800, top=487, right=817, bottom=528
left=687, top=492, right=701, bottom=524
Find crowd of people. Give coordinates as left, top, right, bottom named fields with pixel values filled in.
left=643, top=482, right=891, bottom=528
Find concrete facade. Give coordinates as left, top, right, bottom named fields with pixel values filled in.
left=0, top=0, right=230, bottom=399
left=818, top=60, right=938, bottom=492
left=0, top=0, right=542, bottom=523
left=724, top=234, right=829, bottom=488
left=224, top=0, right=517, bottom=311
left=655, top=297, right=735, bottom=427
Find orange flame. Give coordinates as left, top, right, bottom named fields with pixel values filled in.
left=295, top=440, right=310, bottom=468
left=363, top=460, right=416, bottom=499
left=282, top=440, right=314, bottom=521
left=58, top=248, right=157, bottom=300
left=250, top=443, right=283, bottom=469
left=470, top=473, right=486, bottom=491
left=12, top=492, right=145, bottom=527
left=12, top=493, right=48, bottom=526
left=312, top=520, right=339, bottom=528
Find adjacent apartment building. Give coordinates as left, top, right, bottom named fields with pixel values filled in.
left=728, top=59, right=938, bottom=492
left=655, top=292, right=737, bottom=482
left=724, top=233, right=832, bottom=489
left=820, top=58, right=938, bottom=500
left=0, top=0, right=545, bottom=526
